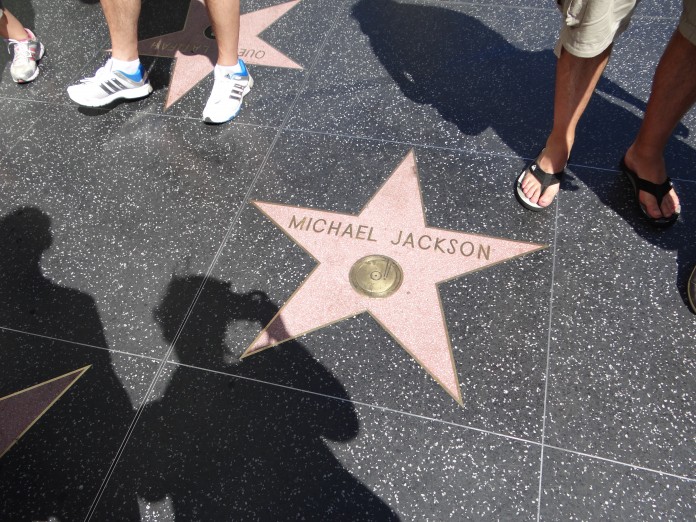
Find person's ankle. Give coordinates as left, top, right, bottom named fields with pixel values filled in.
left=624, top=144, right=667, bottom=182
left=7, top=28, right=30, bottom=41
left=537, top=138, right=569, bottom=173
left=111, top=57, right=141, bottom=76
left=214, top=61, right=244, bottom=79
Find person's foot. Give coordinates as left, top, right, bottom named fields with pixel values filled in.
left=67, top=59, right=152, bottom=107
left=7, top=29, right=44, bottom=83
left=518, top=146, right=568, bottom=209
left=202, top=60, right=253, bottom=124
left=623, top=146, right=681, bottom=221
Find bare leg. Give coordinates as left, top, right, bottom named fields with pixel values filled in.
left=522, top=46, right=612, bottom=207
left=0, top=9, right=30, bottom=40
left=624, top=30, right=696, bottom=219
left=101, top=0, right=141, bottom=61
left=205, top=0, right=240, bottom=66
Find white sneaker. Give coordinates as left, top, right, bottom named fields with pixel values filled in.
left=67, top=59, right=153, bottom=107
left=202, top=60, right=253, bottom=124
left=7, top=29, right=45, bottom=83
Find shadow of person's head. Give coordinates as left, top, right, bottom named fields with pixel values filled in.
left=0, top=206, right=52, bottom=270
left=153, top=274, right=364, bottom=436
left=154, top=275, right=286, bottom=368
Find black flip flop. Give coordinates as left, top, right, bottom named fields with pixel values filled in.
left=619, top=156, right=680, bottom=228
left=515, top=159, right=564, bottom=212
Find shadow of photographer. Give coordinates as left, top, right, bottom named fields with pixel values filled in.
left=0, top=207, right=140, bottom=521
left=94, top=275, right=399, bottom=520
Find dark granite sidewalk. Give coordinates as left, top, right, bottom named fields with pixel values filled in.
left=0, top=0, right=693, bottom=520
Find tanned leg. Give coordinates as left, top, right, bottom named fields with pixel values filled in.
left=0, top=9, right=30, bottom=40
left=623, top=30, right=696, bottom=219
left=522, top=46, right=612, bottom=207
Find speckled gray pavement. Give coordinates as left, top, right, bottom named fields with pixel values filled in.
left=0, top=0, right=694, bottom=520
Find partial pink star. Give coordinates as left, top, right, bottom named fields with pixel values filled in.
left=243, top=151, right=545, bottom=404
left=0, top=367, right=89, bottom=459
left=138, top=0, right=303, bottom=109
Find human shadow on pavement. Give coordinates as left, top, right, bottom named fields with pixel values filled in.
left=0, top=207, right=140, bottom=521
left=352, top=0, right=696, bottom=305
left=96, top=275, right=399, bottom=521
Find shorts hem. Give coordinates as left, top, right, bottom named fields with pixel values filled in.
left=554, top=37, right=614, bottom=59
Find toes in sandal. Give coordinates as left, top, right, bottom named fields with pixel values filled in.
left=515, top=158, right=565, bottom=212
left=620, top=156, right=680, bottom=228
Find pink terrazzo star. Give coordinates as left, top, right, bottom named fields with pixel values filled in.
left=243, top=151, right=546, bottom=404
left=138, top=0, right=303, bottom=109
left=0, top=367, right=89, bottom=459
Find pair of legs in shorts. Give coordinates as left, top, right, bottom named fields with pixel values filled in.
left=516, top=0, right=696, bottom=227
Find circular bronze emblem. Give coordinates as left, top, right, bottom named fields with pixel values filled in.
left=349, top=255, right=403, bottom=298
left=204, top=26, right=216, bottom=40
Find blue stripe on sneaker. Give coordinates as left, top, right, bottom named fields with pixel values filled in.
left=119, top=65, right=145, bottom=82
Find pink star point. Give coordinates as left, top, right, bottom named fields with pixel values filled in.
left=138, top=0, right=303, bottom=109
left=243, top=151, right=546, bottom=404
left=0, top=367, right=90, bottom=459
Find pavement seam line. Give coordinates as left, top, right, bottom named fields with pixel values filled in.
left=283, top=127, right=696, bottom=183
left=6, top=321, right=690, bottom=485
left=0, top=326, right=160, bottom=362
left=543, top=444, right=696, bottom=483
left=170, top=360, right=540, bottom=445
left=82, top=11, right=344, bottom=521
left=537, top=189, right=561, bottom=522
left=0, top=33, right=112, bottom=185
left=168, top=359, right=696, bottom=484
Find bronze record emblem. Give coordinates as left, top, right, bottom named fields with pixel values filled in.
left=349, top=255, right=403, bottom=298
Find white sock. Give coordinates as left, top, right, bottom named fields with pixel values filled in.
left=214, top=62, right=244, bottom=79
left=111, top=58, right=141, bottom=75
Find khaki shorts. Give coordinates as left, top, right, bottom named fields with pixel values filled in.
left=555, top=0, right=639, bottom=58
left=680, top=0, right=696, bottom=46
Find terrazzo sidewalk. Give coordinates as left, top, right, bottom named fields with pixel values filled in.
left=0, top=0, right=693, bottom=520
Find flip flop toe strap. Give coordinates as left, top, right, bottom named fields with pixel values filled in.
left=635, top=176, right=674, bottom=208
left=529, top=162, right=564, bottom=196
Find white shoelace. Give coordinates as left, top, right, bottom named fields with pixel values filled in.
left=7, top=40, right=32, bottom=64
left=81, top=60, right=114, bottom=84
